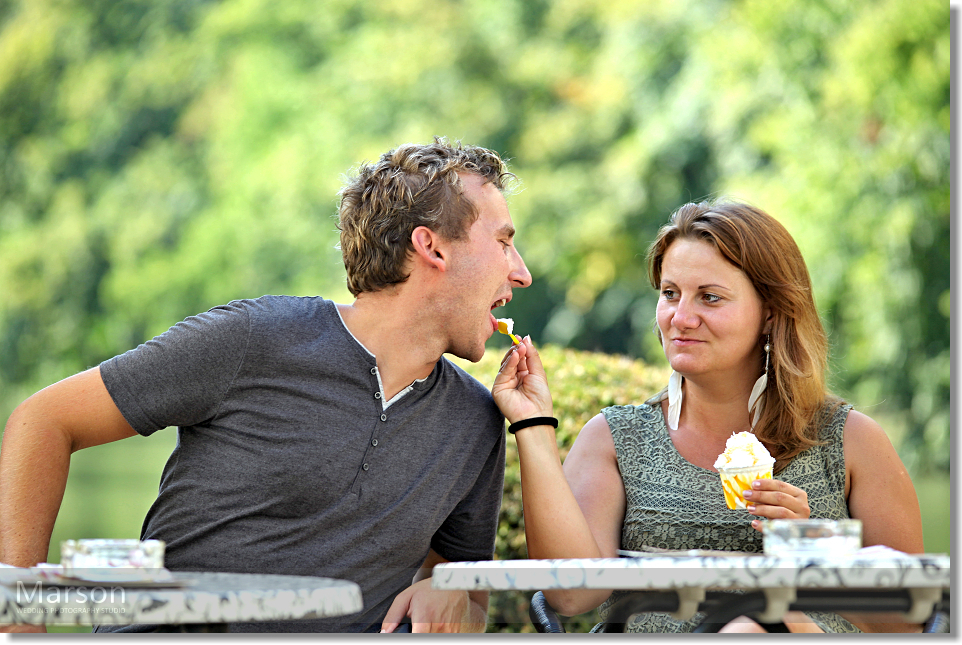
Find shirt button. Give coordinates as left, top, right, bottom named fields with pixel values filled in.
left=374, top=392, right=381, bottom=399
left=362, top=463, right=369, bottom=471
left=371, top=439, right=378, bottom=447
left=380, top=414, right=387, bottom=422
left=370, top=367, right=377, bottom=374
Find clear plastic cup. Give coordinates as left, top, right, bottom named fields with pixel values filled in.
left=717, top=463, right=773, bottom=510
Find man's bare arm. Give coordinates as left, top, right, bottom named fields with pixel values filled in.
left=380, top=549, right=489, bottom=633
left=0, top=367, right=137, bottom=567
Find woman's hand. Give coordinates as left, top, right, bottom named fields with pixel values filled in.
left=743, top=479, right=810, bottom=531
left=491, top=337, right=553, bottom=424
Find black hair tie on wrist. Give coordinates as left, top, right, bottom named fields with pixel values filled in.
left=507, top=417, right=559, bottom=434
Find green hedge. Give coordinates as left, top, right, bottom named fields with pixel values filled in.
left=452, top=344, right=671, bottom=632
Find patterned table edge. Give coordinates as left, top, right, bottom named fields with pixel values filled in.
left=0, top=571, right=364, bottom=626
left=431, top=555, right=951, bottom=592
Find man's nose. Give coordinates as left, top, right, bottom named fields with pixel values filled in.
left=510, top=247, right=532, bottom=288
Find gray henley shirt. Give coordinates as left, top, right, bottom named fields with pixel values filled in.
left=96, top=295, right=506, bottom=632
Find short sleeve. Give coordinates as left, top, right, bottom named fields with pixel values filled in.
left=99, top=301, right=253, bottom=435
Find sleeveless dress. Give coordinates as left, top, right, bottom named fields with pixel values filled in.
left=594, top=402, right=860, bottom=633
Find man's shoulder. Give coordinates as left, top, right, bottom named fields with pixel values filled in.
left=210, top=295, right=335, bottom=328
left=435, top=358, right=504, bottom=428
left=219, top=294, right=331, bottom=315
left=438, top=357, right=494, bottom=400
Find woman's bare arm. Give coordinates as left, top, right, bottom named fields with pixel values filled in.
left=841, top=409, right=925, bottom=632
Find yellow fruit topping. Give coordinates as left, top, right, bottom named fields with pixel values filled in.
left=496, top=318, right=521, bottom=344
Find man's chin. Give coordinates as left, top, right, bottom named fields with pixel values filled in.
left=446, top=342, right=486, bottom=364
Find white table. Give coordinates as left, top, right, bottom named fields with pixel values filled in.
left=431, top=551, right=950, bottom=631
left=0, top=570, right=363, bottom=631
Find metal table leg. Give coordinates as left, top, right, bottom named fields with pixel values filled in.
left=691, top=588, right=951, bottom=633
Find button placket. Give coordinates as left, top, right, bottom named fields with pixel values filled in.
left=364, top=411, right=389, bottom=475
left=363, top=365, right=381, bottom=476
left=352, top=364, right=382, bottom=495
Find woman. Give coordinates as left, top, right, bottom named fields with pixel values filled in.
left=493, top=200, right=923, bottom=633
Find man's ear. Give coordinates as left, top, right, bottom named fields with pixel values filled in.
left=411, top=226, right=447, bottom=272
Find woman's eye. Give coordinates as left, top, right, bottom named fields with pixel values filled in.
left=661, top=289, right=676, bottom=300
left=704, top=293, right=721, bottom=303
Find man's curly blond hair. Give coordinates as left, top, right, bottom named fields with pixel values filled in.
left=337, top=137, right=515, bottom=296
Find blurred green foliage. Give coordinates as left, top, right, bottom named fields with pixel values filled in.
left=0, top=0, right=949, bottom=475
left=0, top=0, right=949, bottom=633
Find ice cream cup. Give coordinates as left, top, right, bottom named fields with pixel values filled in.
left=717, top=462, right=774, bottom=510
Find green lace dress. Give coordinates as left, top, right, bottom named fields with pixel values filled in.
left=594, top=402, right=860, bottom=633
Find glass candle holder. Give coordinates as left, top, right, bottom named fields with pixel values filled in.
left=761, top=519, right=862, bottom=556
left=60, top=539, right=165, bottom=572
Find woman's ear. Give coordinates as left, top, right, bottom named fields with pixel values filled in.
left=411, top=226, right=447, bottom=271
left=762, top=307, right=774, bottom=335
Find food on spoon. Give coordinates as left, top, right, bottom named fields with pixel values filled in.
left=714, top=431, right=775, bottom=510
left=496, top=318, right=521, bottom=345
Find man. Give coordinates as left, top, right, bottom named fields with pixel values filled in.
left=0, top=138, right=532, bottom=633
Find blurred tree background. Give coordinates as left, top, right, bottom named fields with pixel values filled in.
left=0, top=0, right=949, bottom=633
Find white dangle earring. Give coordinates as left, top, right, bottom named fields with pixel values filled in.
left=656, top=320, right=684, bottom=432
left=666, top=370, right=683, bottom=431
left=748, top=335, right=771, bottom=429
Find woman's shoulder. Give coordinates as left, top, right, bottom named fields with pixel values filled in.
left=841, top=408, right=891, bottom=453
left=812, top=399, right=854, bottom=442
left=602, top=402, right=660, bottom=424
left=600, top=402, right=666, bottom=444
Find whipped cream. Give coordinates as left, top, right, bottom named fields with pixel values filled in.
left=714, top=431, right=774, bottom=469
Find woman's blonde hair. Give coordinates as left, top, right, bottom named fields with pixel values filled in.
left=646, top=200, right=843, bottom=470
